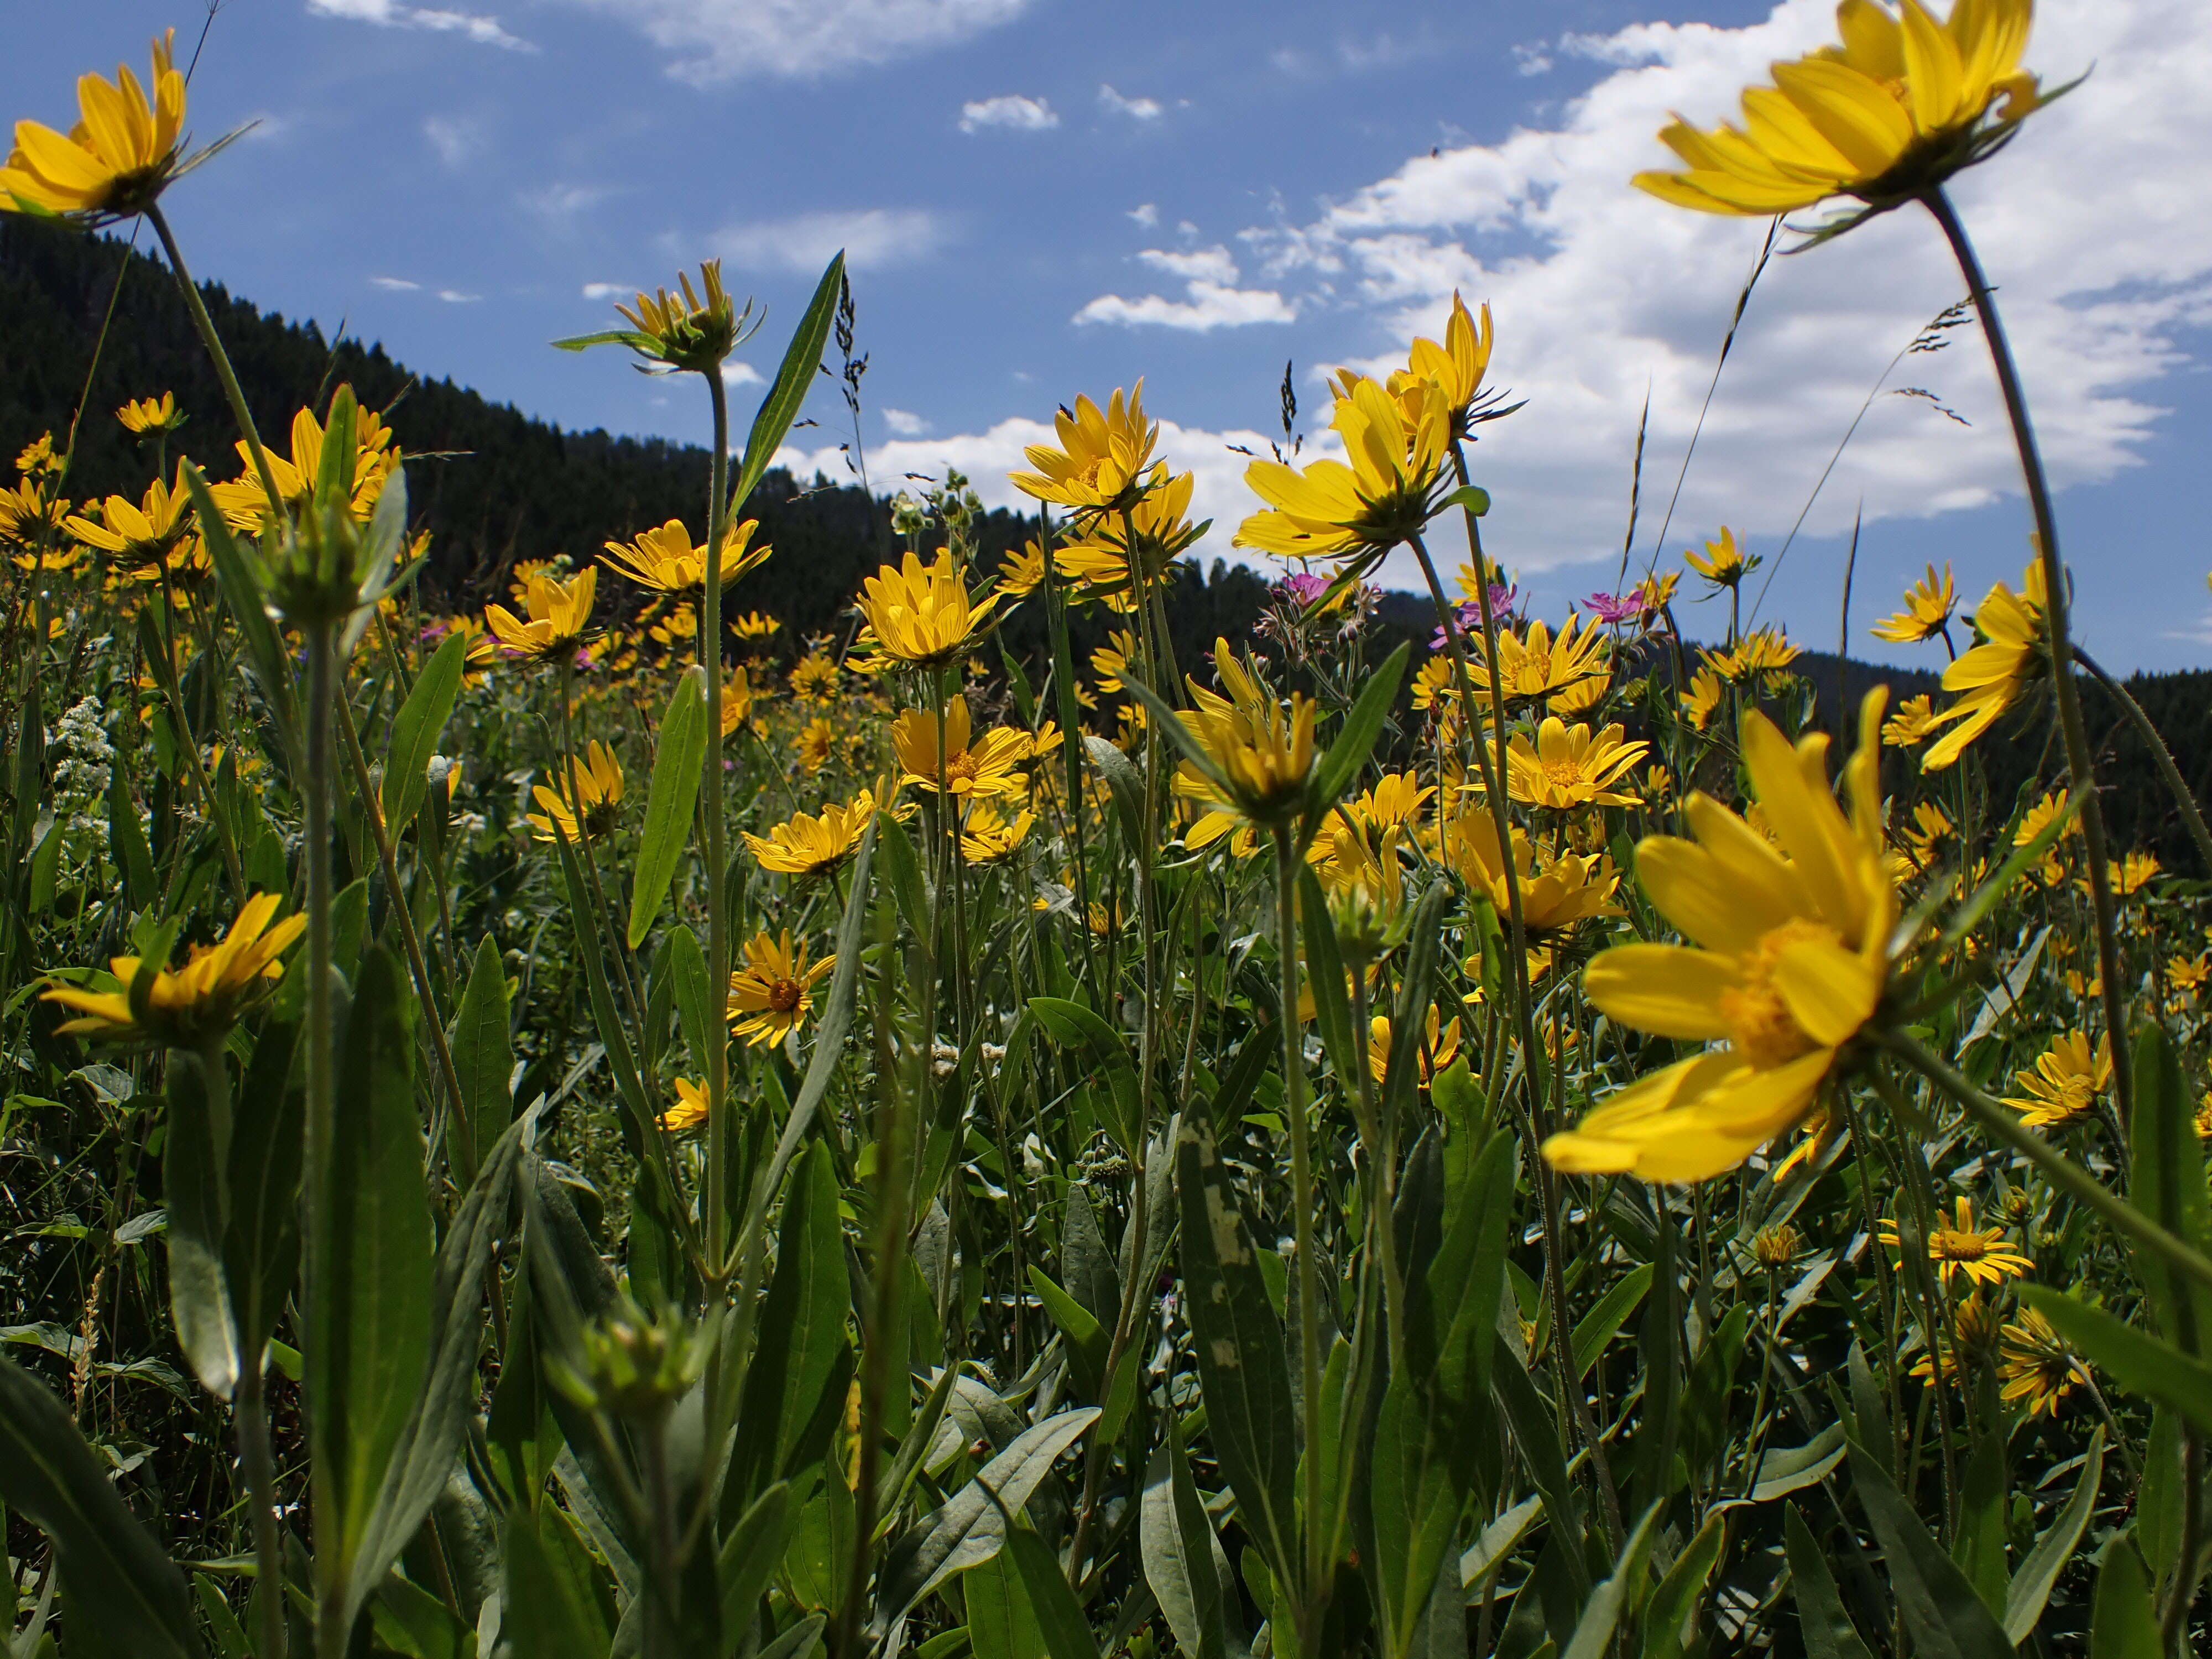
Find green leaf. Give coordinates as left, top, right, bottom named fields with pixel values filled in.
left=501, top=1506, right=614, bottom=1659
left=1297, top=868, right=1358, bottom=1091
left=550, top=327, right=658, bottom=353
left=664, top=924, right=713, bottom=1082
left=1561, top=1501, right=1661, bottom=1659
left=1173, top=1114, right=1299, bottom=1591
left=1028, top=997, right=1141, bottom=1156
left=0, top=1353, right=204, bottom=1659
left=2004, top=1425, right=2104, bottom=1644
left=308, top=948, right=434, bottom=1629
left=1304, top=640, right=1410, bottom=835
left=163, top=1050, right=241, bottom=1399
left=2089, top=1532, right=2158, bottom=1658
left=717, top=1481, right=791, bottom=1636
left=1379, top=883, right=1450, bottom=1130
left=2126, top=1022, right=2212, bottom=1343
left=1081, top=735, right=1146, bottom=848
left=627, top=666, right=708, bottom=948
left=181, top=462, right=301, bottom=767
left=1784, top=1503, right=1874, bottom=1659
left=1641, top=1507, right=1724, bottom=1659
left=1029, top=1266, right=1107, bottom=1402
left=732, top=254, right=845, bottom=513
left=1846, top=1439, right=2013, bottom=1659
left=731, top=1142, right=851, bottom=1505
left=2020, top=1285, right=2212, bottom=1437
left=380, top=633, right=465, bottom=834
left=1572, top=1265, right=1652, bottom=1383
left=1141, top=1422, right=1236, bottom=1659
left=964, top=1551, right=1047, bottom=1659
left=224, top=1019, right=302, bottom=1374
left=1494, top=1347, right=1588, bottom=1598
left=447, top=934, right=514, bottom=1185
left=550, top=825, right=660, bottom=1169
left=1001, top=1525, right=1103, bottom=1659
left=1953, top=1432, right=2008, bottom=1619
left=1441, top=485, right=1491, bottom=517
left=108, top=766, right=155, bottom=908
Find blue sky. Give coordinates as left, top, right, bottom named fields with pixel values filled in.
left=9, top=0, right=2210, bottom=669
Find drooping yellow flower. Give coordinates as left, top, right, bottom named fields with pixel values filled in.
left=660, top=1078, right=709, bottom=1134
left=2002, top=1030, right=2111, bottom=1129
left=64, top=467, right=195, bottom=571
left=893, top=698, right=1029, bottom=801
left=1633, top=570, right=1681, bottom=620
left=1680, top=666, right=1725, bottom=732
left=1999, top=1309, right=2081, bottom=1417
left=1685, top=527, right=1752, bottom=587
left=959, top=802, right=1035, bottom=863
left=2014, top=788, right=2073, bottom=847
left=1923, top=558, right=2046, bottom=769
left=855, top=550, right=1000, bottom=667
left=44, top=892, right=306, bottom=1046
left=1468, top=614, right=1610, bottom=709
left=527, top=740, right=624, bottom=842
left=1872, top=562, right=1957, bottom=643
left=601, top=517, right=770, bottom=593
left=1009, top=385, right=1160, bottom=515
left=1505, top=719, right=1649, bottom=811
left=116, top=392, right=184, bottom=436
left=1882, top=693, right=1940, bottom=747
left=1056, top=468, right=1200, bottom=599
left=1235, top=375, right=1450, bottom=561
left=1543, top=691, right=1894, bottom=1182
left=1632, top=0, right=2045, bottom=217
left=1175, top=689, right=1319, bottom=838
left=205, top=397, right=400, bottom=528
left=744, top=791, right=875, bottom=878
left=487, top=567, right=597, bottom=664
left=1881, top=1196, right=2032, bottom=1288
left=1, top=32, right=187, bottom=221
left=1444, top=812, right=1623, bottom=937
left=719, top=669, right=755, bottom=737
left=1368, top=1006, right=1461, bottom=1091
left=727, top=930, right=834, bottom=1047
left=1390, top=291, right=1496, bottom=432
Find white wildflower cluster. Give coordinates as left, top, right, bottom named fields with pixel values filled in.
left=51, top=695, right=114, bottom=842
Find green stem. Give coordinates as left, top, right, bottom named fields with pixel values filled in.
left=703, top=370, right=733, bottom=1272
left=1882, top=1030, right=2212, bottom=1296
left=1924, top=186, right=2133, bottom=1126
left=144, top=204, right=284, bottom=519
left=237, top=1360, right=286, bottom=1659
left=301, top=622, right=341, bottom=1659
left=1274, top=833, right=1327, bottom=1646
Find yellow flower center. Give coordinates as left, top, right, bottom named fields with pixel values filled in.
left=1932, top=1230, right=1992, bottom=1263
left=1540, top=754, right=1587, bottom=789
left=943, top=752, right=981, bottom=786
left=1718, top=918, right=1837, bottom=1071
left=768, top=978, right=802, bottom=1015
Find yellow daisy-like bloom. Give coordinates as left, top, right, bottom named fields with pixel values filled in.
left=1711, top=625, right=1801, bottom=684
left=856, top=550, right=1000, bottom=667
left=206, top=398, right=400, bottom=529
left=1897, top=799, right=1953, bottom=868
left=731, top=610, right=781, bottom=643
left=1999, top=1309, right=2081, bottom=1418
left=1882, top=694, right=1940, bottom=747
left=601, top=517, right=770, bottom=593
left=1680, top=666, right=1725, bottom=733
left=1, top=31, right=186, bottom=221
left=744, top=791, right=875, bottom=878
left=660, top=1078, right=709, bottom=1135
left=1056, top=468, right=1199, bottom=599
left=1469, top=615, right=1611, bottom=709
left=719, top=669, right=754, bottom=737
left=1881, top=1196, right=2033, bottom=1288
left=64, top=467, right=195, bottom=572
left=727, top=930, right=834, bottom=1048
left=1505, top=719, right=1649, bottom=811
left=1367, top=1006, right=1461, bottom=1091
left=1235, top=374, right=1451, bottom=561
left=586, top=260, right=749, bottom=376
left=996, top=539, right=1049, bottom=599
left=1343, top=772, right=1434, bottom=837
left=1872, top=562, right=1957, bottom=644
left=1390, top=291, right=1495, bottom=433
left=527, top=740, right=624, bottom=842
left=1543, top=691, right=1893, bottom=1182
left=2090, top=850, right=2162, bottom=899
left=1922, top=559, right=2044, bottom=770
left=1686, top=527, right=1751, bottom=587
left=486, top=567, right=597, bottom=664
left=116, top=391, right=184, bottom=436
left=1552, top=673, right=1610, bottom=718
left=2002, top=1030, right=2110, bottom=1129
left=893, top=698, right=1030, bottom=801
left=2015, top=788, right=2073, bottom=847
left=1090, top=629, right=1141, bottom=698
left=1632, top=0, right=2044, bottom=217
left=1410, top=656, right=1460, bottom=715
left=959, top=802, right=1035, bottom=863
left=1009, top=385, right=1160, bottom=515
left=795, top=719, right=836, bottom=774
left=1443, top=812, right=1623, bottom=937
left=2169, top=954, right=2210, bottom=992
left=1752, top=1222, right=1806, bottom=1270
left=1909, top=1293, right=2005, bottom=1389
left=790, top=653, right=841, bottom=703
left=43, top=892, right=306, bottom=1047
left=1175, top=690, right=1319, bottom=838
left=424, top=614, right=499, bottom=686
left=1633, top=570, right=1682, bottom=620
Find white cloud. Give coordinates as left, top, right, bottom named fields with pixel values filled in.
left=882, top=409, right=929, bottom=436
left=422, top=116, right=479, bottom=167
left=959, top=94, right=1057, bottom=134
left=722, top=361, right=764, bottom=387
left=1129, top=202, right=1159, bottom=228
left=306, top=0, right=531, bottom=50
left=561, top=0, right=1026, bottom=82
left=1098, top=83, right=1163, bottom=121
left=1225, top=0, right=2212, bottom=588
left=1077, top=244, right=1295, bottom=331
left=714, top=207, right=947, bottom=273
left=370, top=275, right=421, bottom=291
left=582, top=281, right=632, bottom=301
left=1510, top=41, right=1553, bottom=76
left=437, top=289, right=482, bottom=303
left=525, top=184, right=611, bottom=221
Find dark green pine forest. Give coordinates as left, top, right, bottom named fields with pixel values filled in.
left=4, top=216, right=2205, bottom=869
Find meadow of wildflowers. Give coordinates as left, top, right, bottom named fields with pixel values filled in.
left=7, top=5, right=2212, bottom=1657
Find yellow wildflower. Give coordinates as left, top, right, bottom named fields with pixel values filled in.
left=527, top=741, right=624, bottom=842
left=1685, top=527, right=1752, bottom=587
left=1923, top=559, right=2045, bottom=770
left=1881, top=1197, right=2032, bottom=1288
left=1367, top=1006, right=1461, bottom=1091
left=1235, top=374, right=1450, bottom=561
left=1, top=31, right=186, bottom=221
left=744, top=792, right=875, bottom=879
left=1882, top=694, right=1940, bottom=748
left=1505, top=719, right=1648, bottom=811
left=959, top=802, right=1035, bottom=863
left=2000, top=1308, right=2081, bottom=1418
left=855, top=550, right=1000, bottom=667
left=2002, top=1030, right=2110, bottom=1129
left=601, top=517, right=770, bottom=593
left=486, top=567, right=597, bottom=663
left=1872, top=562, right=1957, bottom=644
left=44, top=893, right=305, bottom=1046
left=892, top=698, right=1030, bottom=801
left=116, top=392, right=184, bottom=435
left=1009, top=385, right=1160, bottom=515
left=727, top=930, right=834, bottom=1048
left=1680, top=666, right=1725, bottom=732
left=660, top=1078, right=709, bottom=1134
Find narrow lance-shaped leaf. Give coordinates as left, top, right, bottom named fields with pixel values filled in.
left=628, top=665, right=708, bottom=949
left=380, top=631, right=466, bottom=833
left=731, top=253, right=845, bottom=512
